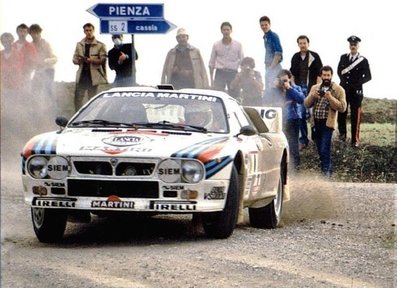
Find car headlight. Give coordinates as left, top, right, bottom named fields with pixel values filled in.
left=27, top=156, right=70, bottom=179
left=158, top=159, right=204, bottom=183
left=27, top=156, right=48, bottom=179
left=181, top=160, right=204, bottom=183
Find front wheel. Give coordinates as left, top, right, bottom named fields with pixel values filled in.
left=31, top=208, right=67, bottom=243
left=249, top=169, right=284, bottom=229
left=202, top=165, right=239, bottom=239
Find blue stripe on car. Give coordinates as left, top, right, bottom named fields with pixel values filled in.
left=205, top=156, right=233, bottom=179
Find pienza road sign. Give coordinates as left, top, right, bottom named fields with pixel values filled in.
left=87, top=3, right=176, bottom=34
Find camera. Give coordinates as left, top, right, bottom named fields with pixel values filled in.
left=318, top=86, right=329, bottom=97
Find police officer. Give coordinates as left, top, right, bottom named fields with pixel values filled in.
left=337, top=35, right=372, bottom=147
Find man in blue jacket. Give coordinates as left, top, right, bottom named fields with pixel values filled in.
left=259, top=16, right=283, bottom=91
left=265, top=69, right=305, bottom=171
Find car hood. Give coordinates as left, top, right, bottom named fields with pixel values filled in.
left=22, top=129, right=232, bottom=160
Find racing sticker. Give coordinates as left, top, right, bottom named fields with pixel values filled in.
left=171, top=137, right=232, bottom=179
left=102, top=92, right=220, bottom=103
left=79, top=146, right=152, bottom=155
left=149, top=201, right=197, bottom=211
left=91, top=195, right=135, bottom=209
left=32, top=197, right=77, bottom=208
left=204, top=187, right=226, bottom=200
left=22, top=133, right=58, bottom=158
left=102, top=135, right=152, bottom=147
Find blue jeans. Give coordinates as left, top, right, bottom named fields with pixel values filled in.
left=284, top=119, right=300, bottom=170
left=265, top=64, right=282, bottom=90
left=297, top=84, right=309, bottom=145
left=313, top=120, right=334, bottom=176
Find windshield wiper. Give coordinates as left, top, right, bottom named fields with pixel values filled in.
left=69, top=119, right=134, bottom=127
left=134, top=121, right=207, bottom=132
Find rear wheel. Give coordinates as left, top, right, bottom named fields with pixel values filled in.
left=202, top=165, right=239, bottom=239
left=31, top=208, right=67, bottom=243
left=249, top=169, right=284, bottom=229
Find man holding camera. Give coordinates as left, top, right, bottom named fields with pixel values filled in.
left=265, top=69, right=304, bottom=171
left=305, top=65, right=346, bottom=177
left=337, top=35, right=372, bottom=147
left=230, top=57, right=263, bottom=106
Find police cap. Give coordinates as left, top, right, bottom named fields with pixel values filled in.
left=347, top=35, right=361, bottom=43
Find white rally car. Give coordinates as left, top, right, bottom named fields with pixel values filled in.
left=21, top=86, right=289, bottom=242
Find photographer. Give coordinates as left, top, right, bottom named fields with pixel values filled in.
left=265, top=69, right=304, bottom=171
left=230, top=57, right=263, bottom=106
left=304, top=65, right=346, bottom=177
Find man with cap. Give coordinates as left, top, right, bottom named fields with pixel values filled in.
left=161, top=28, right=208, bottom=89
left=108, top=34, right=138, bottom=87
left=337, top=35, right=372, bottom=147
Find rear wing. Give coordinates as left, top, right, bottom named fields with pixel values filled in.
left=243, top=106, right=283, bottom=134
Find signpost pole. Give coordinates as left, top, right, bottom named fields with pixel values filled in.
left=131, top=34, right=136, bottom=85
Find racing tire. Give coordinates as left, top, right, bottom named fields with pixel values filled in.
left=249, top=168, right=284, bottom=229
left=31, top=208, right=67, bottom=243
left=202, top=165, right=239, bottom=239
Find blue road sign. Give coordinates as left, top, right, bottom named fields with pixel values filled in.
left=87, top=3, right=164, bottom=18
left=100, top=19, right=176, bottom=34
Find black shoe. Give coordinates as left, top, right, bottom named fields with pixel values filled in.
left=351, top=142, right=359, bottom=148
left=339, top=133, right=346, bottom=142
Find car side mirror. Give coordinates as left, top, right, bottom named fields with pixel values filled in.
left=55, top=116, right=68, bottom=128
left=236, top=125, right=257, bottom=137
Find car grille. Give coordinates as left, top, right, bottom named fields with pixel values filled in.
left=68, top=179, right=159, bottom=198
left=73, top=160, right=156, bottom=176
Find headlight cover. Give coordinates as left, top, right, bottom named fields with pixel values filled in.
left=181, top=160, right=204, bottom=183
left=27, top=156, right=48, bottom=179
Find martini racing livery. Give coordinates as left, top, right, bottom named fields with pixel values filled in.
left=21, top=86, right=289, bottom=242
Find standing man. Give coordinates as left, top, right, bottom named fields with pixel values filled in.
left=13, top=23, right=37, bottom=89
left=29, top=24, right=57, bottom=106
left=259, top=16, right=283, bottom=91
left=1, top=32, right=23, bottom=92
left=266, top=69, right=305, bottom=171
left=290, top=35, right=323, bottom=150
left=108, top=34, right=138, bottom=87
left=230, top=56, right=263, bottom=106
left=72, top=23, right=107, bottom=112
left=337, top=35, right=372, bottom=147
left=304, top=66, right=346, bottom=177
left=161, top=28, right=208, bottom=89
left=208, top=22, right=243, bottom=98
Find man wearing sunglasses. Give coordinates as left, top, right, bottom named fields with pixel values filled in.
left=337, top=35, right=372, bottom=147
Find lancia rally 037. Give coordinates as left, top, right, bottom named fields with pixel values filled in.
left=21, top=86, right=290, bottom=242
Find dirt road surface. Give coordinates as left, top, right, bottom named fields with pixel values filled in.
left=1, top=167, right=395, bottom=288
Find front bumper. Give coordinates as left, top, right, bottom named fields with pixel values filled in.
left=22, top=175, right=230, bottom=213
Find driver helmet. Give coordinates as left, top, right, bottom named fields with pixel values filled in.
left=119, top=103, right=148, bottom=123
left=184, top=103, right=212, bottom=127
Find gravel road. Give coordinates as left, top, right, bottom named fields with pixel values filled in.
left=1, top=168, right=395, bottom=288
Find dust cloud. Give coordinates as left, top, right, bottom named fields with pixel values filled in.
left=1, top=87, right=62, bottom=185
left=282, top=174, right=341, bottom=224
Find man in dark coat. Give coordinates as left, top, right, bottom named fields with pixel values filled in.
left=290, top=35, right=323, bottom=150
left=337, top=35, right=372, bottom=147
left=108, top=34, right=138, bottom=87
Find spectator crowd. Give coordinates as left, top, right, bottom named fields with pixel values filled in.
left=1, top=16, right=372, bottom=177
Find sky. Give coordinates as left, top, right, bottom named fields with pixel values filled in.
left=1, top=0, right=396, bottom=100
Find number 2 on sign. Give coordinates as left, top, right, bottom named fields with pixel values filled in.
left=109, top=21, right=127, bottom=33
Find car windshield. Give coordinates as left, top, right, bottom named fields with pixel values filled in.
left=69, top=90, right=229, bottom=133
